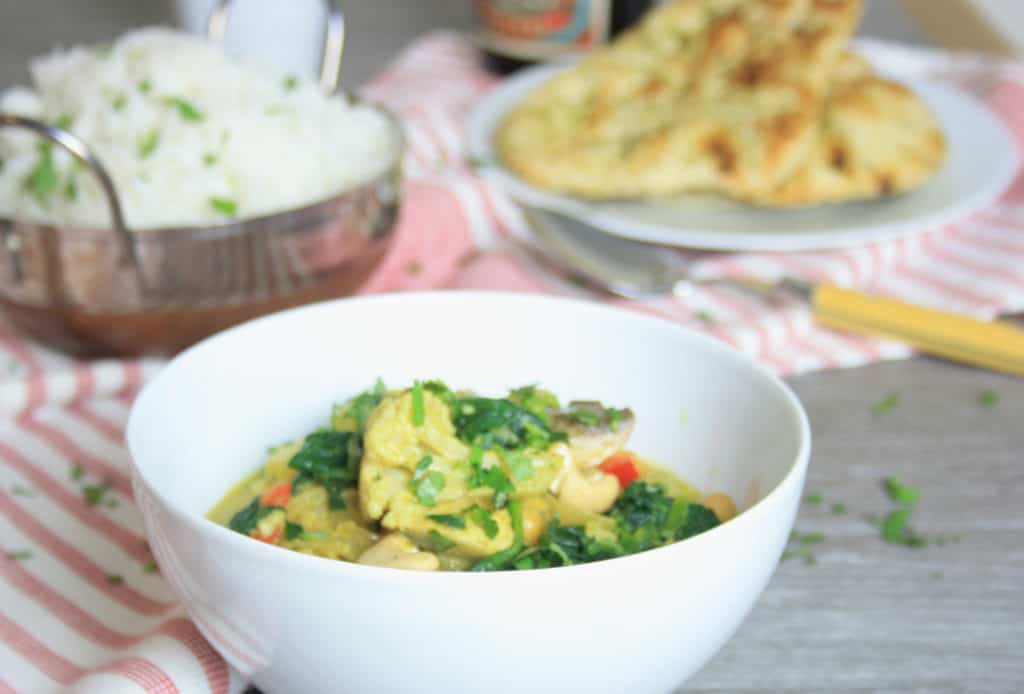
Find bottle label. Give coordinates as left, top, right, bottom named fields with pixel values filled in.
left=476, top=0, right=613, bottom=60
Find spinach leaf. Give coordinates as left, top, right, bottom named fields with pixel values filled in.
left=339, top=378, right=386, bottom=432
left=284, top=521, right=304, bottom=541
left=452, top=397, right=567, bottom=451
left=467, top=505, right=498, bottom=538
left=228, top=498, right=281, bottom=535
left=288, top=431, right=361, bottom=509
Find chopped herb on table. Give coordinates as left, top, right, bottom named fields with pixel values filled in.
left=878, top=476, right=929, bottom=548
left=111, top=93, right=127, bottom=111
left=884, top=477, right=920, bottom=506
left=202, top=152, right=218, bottom=167
left=105, top=574, right=124, bottom=585
left=83, top=481, right=112, bottom=507
left=805, top=493, right=823, bottom=506
left=871, top=392, right=901, bottom=416
left=70, top=463, right=85, bottom=481
left=54, top=113, right=74, bottom=130
left=978, top=390, right=1000, bottom=407
left=142, top=560, right=159, bottom=574
left=831, top=502, right=847, bottom=515
left=6, top=549, right=32, bottom=561
left=138, top=79, right=152, bottom=94
left=283, top=74, right=299, bottom=91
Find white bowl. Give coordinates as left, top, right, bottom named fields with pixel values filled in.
left=127, top=291, right=811, bottom=694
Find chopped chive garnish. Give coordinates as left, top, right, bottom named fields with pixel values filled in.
left=138, top=79, right=152, bottom=94
left=468, top=505, right=498, bottom=538
left=884, top=477, right=920, bottom=506
left=142, top=560, right=158, bottom=573
left=105, top=573, right=124, bottom=585
left=283, top=74, right=299, bottom=90
left=695, top=310, right=715, bottom=324
left=805, top=493, right=823, bottom=506
left=871, top=392, right=901, bottom=416
left=209, top=196, right=238, bottom=216
left=427, top=530, right=455, bottom=552
left=411, top=381, right=425, bottom=426
left=111, top=93, right=127, bottom=111
left=978, top=390, right=1000, bottom=407
left=202, top=152, right=218, bottom=167
left=164, top=96, right=203, bottom=122
left=137, top=129, right=160, bottom=158
left=428, top=514, right=466, bottom=529
left=831, top=502, right=847, bottom=515
left=299, top=531, right=330, bottom=541
left=799, top=532, right=826, bottom=546
left=506, top=453, right=535, bottom=481
left=6, top=549, right=32, bottom=561
left=70, top=463, right=84, bottom=481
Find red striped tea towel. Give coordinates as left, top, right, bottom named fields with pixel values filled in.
left=1, top=33, right=1023, bottom=693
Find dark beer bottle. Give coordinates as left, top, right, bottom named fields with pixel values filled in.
left=477, top=0, right=655, bottom=75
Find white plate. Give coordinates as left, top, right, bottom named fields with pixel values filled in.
left=468, top=63, right=1020, bottom=252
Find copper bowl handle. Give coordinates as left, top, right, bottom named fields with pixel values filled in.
left=206, top=0, right=346, bottom=95
left=0, top=114, right=140, bottom=272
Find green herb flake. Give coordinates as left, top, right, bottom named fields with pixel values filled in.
left=70, top=463, right=85, bottom=481
left=11, top=485, right=34, bottom=497
left=24, top=144, right=58, bottom=207
left=607, top=407, right=626, bottom=432
left=799, top=532, right=826, bottom=546
left=138, top=79, right=152, bottom=94
left=137, top=129, right=160, bottom=158
left=202, top=152, right=218, bottom=167
left=884, top=477, right=920, bottom=507
left=469, top=463, right=514, bottom=509
left=695, top=310, right=716, bottom=325
left=881, top=508, right=927, bottom=548
left=831, top=502, right=847, bottom=515
left=299, top=531, right=330, bottom=541
left=468, top=505, right=498, bottom=538
left=105, top=573, right=124, bottom=585
left=411, top=456, right=445, bottom=507
left=506, top=453, right=535, bottom=481
left=283, top=74, right=299, bottom=91
left=142, top=560, right=159, bottom=574
left=111, top=93, right=127, bottom=111
left=6, top=549, right=32, bottom=561
left=428, top=514, right=466, bottom=529
left=63, top=174, right=78, bottom=201
left=411, top=381, right=425, bottom=426
left=284, top=521, right=304, bottom=541
left=805, top=493, right=823, bottom=506
left=978, top=390, right=1000, bottom=408
left=427, top=530, right=455, bottom=552
left=871, top=392, right=901, bottom=416
left=164, top=96, right=203, bottom=122
left=209, top=196, right=238, bottom=217
left=83, top=481, right=111, bottom=507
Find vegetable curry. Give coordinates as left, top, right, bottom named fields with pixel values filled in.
left=208, top=381, right=738, bottom=571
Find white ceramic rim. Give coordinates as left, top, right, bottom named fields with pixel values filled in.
left=467, top=64, right=1020, bottom=252
left=127, top=291, right=812, bottom=584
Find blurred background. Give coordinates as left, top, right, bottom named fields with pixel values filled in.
left=3, top=0, right=1020, bottom=88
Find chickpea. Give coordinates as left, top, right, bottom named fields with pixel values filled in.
left=558, top=465, right=620, bottom=514
left=521, top=497, right=551, bottom=546
left=701, top=493, right=737, bottom=523
left=357, top=534, right=439, bottom=571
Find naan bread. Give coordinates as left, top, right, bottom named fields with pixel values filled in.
left=497, top=0, right=946, bottom=207
left=496, top=0, right=864, bottom=200
left=748, top=53, right=947, bottom=206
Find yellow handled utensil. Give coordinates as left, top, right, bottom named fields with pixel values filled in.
left=807, top=282, right=1024, bottom=377
left=521, top=206, right=1024, bottom=377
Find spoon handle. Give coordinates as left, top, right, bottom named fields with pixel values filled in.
left=812, top=284, right=1024, bottom=377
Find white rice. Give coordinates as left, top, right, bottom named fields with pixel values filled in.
left=0, top=28, right=400, bottom=230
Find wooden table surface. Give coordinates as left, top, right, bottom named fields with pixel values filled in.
left=3, top=3, right=1021, bottom=692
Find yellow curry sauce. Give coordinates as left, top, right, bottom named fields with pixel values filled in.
left=208, top=381, right=737, bottom=572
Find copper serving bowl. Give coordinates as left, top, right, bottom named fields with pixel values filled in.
left=0, top=0, right=401, bottom=357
